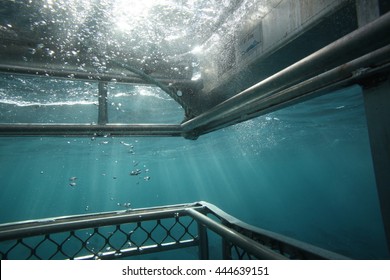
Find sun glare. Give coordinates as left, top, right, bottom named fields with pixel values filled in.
left=113, top=0, right=170, bottom=32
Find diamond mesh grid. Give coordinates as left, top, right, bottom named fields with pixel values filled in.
left=0, top=215, right=198, bottom=260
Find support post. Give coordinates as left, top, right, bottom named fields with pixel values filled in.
left=197, top=223, right=209, bottom=260
left=221, top=221, right=232, bottom=260
left=98, top=82, right=108, bottom=125
left=362, top=75, right=390, bottom=253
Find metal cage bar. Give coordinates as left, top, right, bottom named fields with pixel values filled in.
left=0, top=124, right=183, bottom=137
left=98, top=82, right=109, bottom=125
left=0, top=63, right=199, bottom=88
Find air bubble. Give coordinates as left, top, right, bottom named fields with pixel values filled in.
left=28, top=48, right=36, bottom=55
left=46, top=49, right=55, bottom=56
left=143, top=176, right=151, bottom=181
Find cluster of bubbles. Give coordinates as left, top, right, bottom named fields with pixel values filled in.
left=129, top=160, right=151, bottom=182
left=63, top=137, right=153, bottom=213
left=117, top=202, right=131, bottom=209
left=69, top=176, right=77, bottom=187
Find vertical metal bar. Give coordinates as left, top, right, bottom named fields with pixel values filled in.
left=197, top=223, right=209, bottom=260
left=362, top=77, right=390, bottom=253
left=221, top=221, right=232, bottom=259
left=98, top=82, right=108, bottom=125
left=222, top=239, right=232, bottom=259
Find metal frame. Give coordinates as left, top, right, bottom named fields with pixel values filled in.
left=1, top=12, right=390, bottom=139
left=0, top=3, right=389, bottom=258
left=0, top=201, right=348, bottom=260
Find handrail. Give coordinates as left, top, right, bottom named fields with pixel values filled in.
left=0, top=205, right=203, bottom=241
left=0, top=202, right=202, bottom=239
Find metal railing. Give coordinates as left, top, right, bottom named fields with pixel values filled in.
left=0, top=201, right=348, bottom=260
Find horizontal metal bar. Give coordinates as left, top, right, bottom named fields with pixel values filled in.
left=185, top=208, right=288, bottom=260
left=0, top=63, right=197, bottom=87
left=181, top=11, right=390, bottom=134
left=0, top=124, right=183, bottom=137
left=0, top=203, right=203, bottom=241
left=76, top=239, right=198, bottom=260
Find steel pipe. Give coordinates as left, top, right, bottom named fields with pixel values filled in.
left=0, top=124, right=183, bottom=137
left=0, top=63, right=197, bottom=87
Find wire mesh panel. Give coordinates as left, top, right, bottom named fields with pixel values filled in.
left=230, top=244, right=256, bottom=260
left=0, top=205, right=200, bottom=260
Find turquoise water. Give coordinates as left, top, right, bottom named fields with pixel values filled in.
left=0, top=84, right=389, bottom=259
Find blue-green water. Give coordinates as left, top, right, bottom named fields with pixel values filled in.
left=0, top=85, right=388, bottom=259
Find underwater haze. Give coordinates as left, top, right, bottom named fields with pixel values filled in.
left=0, top=82, right=389, bottom=259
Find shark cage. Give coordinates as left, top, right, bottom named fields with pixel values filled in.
left=0, top=0, right=390, bottom=259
